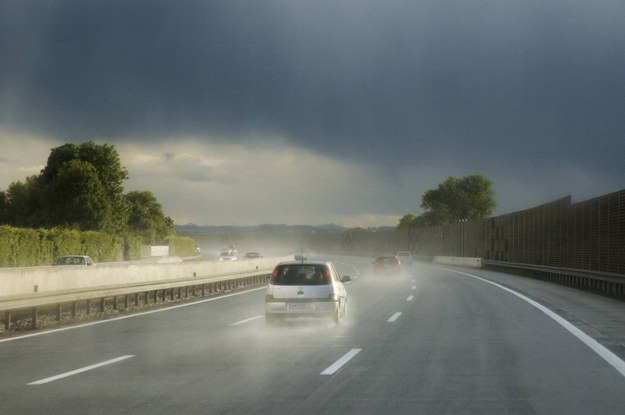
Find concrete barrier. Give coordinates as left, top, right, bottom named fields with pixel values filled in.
left=433, top=256, right=482, bottom=268
left=0, top=256, right=292, bottom=297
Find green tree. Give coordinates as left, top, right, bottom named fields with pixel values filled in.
left=420, top=175, right=495, bottom=225
left=0, top=141, right=178, bottom=238
left=126, top=190, right=174, bottom=244
left=45, top=159, right=112, bottom=230
left=0, top=191, right=7, bottom=224
left=1, top=176, right=44, bottom=227
left=38, top=141, right=130, bottom=232
left=397, top=214, right=419, bottom=230
left=398, top=174, right=496, bottom=228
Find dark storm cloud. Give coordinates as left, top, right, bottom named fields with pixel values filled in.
left=1, top=1, right=625, bottom=173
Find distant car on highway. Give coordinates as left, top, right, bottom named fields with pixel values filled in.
left=294, top=248, right=311, bottom=261
left=55, top=255, right=94, bottom=266
left=397, top=251, right=413, bottom=266
left=244, top=252, right=263, bottom=259
left=219, top=251, right=238, bottom=261
left=372, top=256, right=401, bottom=275
left=265, top=260, right=350, bottom=325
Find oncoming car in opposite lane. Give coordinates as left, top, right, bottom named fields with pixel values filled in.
left=265, top=260, right=351, bottom=325
left=219, top=248, right=238, bottom=261
left=55, top=255, right=94, bottom=266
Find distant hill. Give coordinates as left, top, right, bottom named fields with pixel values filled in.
left=174, top=223, right=394, bottom=235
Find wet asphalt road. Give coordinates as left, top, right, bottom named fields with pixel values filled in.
left=2, top=255, right=625, bottom=414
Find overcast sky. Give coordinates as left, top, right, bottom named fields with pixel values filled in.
left=1, top=1, right=624, bottom=227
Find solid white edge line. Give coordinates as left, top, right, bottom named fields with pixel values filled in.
left=28, top=355, right=135, bottom=385
left=388, top=312, right=402, bottom=322
left=230, top=315, right=264, bottom=326
left=1, top=286, right=268, bottom=344
left=444, top=267, right=625, bottom=379
left=321, top=348, right=362, bottom=375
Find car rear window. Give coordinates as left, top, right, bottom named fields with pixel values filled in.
left=271, top=264, right=331, bottom=285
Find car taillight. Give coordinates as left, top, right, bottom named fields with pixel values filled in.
left=269, top=269, right=279, bottom=284
left=323, top=268, right=332, bottom=284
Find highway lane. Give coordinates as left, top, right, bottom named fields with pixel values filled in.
left=2, top=255, right=625, bottom=414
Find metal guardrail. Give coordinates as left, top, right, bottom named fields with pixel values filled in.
left=1, top=270, right=271, bottom=331
left=481, top=259, right=625, bottom=300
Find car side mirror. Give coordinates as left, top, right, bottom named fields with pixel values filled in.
left=340, top=275, right=351, bottom=283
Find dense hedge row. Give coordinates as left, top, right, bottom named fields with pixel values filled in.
left=0, top=226, right=124, bottom=267
left=0, top=225, right=197, bottom=267
left=167, top=235, right=197, bottom=257
left=0, top=227, right=41, bottom=267
left=123, top=234, right=145, bottom=261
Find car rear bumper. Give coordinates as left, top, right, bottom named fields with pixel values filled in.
left=265, top=300, right=339, bottom=315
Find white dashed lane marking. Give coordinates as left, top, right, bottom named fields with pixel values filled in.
left=388, top=312, right=402, bottom=322
left=230, top=315, right=264, bottom=326
left=28, top=355, right=135, bottom=385
left=321, top=348, right=362, bottom=375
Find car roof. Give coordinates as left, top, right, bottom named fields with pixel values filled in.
left=277, top=260, right=332, bottom=266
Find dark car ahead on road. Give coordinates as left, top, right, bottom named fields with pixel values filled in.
left=372, top=256, right=401, bottom=275
left=397, top=251, right=413, bottom=266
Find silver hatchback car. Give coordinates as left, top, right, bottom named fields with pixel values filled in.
left=265, top=260, right=351, bottom=325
